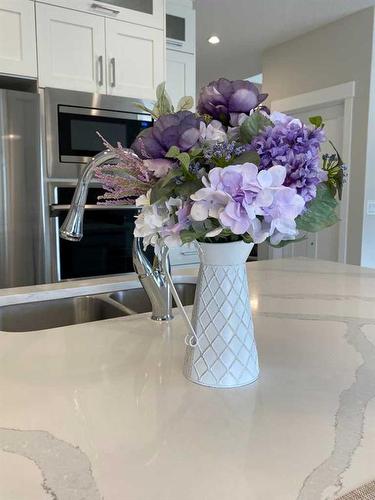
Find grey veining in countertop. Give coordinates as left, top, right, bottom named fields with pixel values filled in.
left=1, top=258, right=375, bottom=500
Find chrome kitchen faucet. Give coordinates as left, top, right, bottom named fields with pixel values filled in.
left=59, top=150, right=173, bottom=321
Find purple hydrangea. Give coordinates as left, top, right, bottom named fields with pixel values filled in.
left=251, top=112, right=327, bottom=202
left=132, top=110, right=203, bottom=159
left=190, top=163, right=305, bottom=244
left=197, top=78, right=268, bottom=125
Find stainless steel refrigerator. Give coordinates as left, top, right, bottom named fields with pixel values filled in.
left=0, top=89, right=48, bottom=288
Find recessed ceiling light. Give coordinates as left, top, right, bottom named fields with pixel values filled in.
left=208, top=35, right=220, bottom=45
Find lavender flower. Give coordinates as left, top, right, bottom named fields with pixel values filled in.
left=197, top=78, right=267, bottom=125
left=251, top=112, right=327, bottom=202
left=132, top=110, right=202, bottom=159
left=203, top=140, right=251, bottom=168
left=94, top=138, right=156, bottom=205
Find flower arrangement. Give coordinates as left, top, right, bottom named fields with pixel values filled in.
left=95, top=78, right=346, bottom=251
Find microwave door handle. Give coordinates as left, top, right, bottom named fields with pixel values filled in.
left=91, top=3, right=120, bottom=15
left=167, top=39, right=184, bottom=48
left=110, top=57, right=116, bottom=88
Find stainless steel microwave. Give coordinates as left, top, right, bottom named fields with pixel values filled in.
left=43, top=88, right=153, bottom=179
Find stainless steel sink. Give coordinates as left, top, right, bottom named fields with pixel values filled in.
left=110, top=282, right=197, bottom=314
left=0, top=280, right=197, bottom=332
left=0, top=295, right=126, bottom=332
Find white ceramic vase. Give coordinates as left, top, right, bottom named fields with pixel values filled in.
left=165, top=240, right=259, bottom=389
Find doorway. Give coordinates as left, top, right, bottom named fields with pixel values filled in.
left=265, top=82, right=355, bottom=263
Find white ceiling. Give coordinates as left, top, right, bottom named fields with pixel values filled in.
left=196, top=0, right=375, bottom=89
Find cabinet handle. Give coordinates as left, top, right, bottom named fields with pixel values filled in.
left=110, top=57, right=116, bottom=87
left=97, top=55, right=104, bottom=86
left=91, top=2, right=120, bottom=15
left=167, top=39, right=184, bottom=48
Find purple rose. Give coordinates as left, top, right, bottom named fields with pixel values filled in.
left=197, top=78, right=267, bottom=125
left=132, top=110, right=202, bottom=159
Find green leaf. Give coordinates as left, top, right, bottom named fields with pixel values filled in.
left=239, top=112, right=273, bottom=143
left=180, top=230, right=198, bottom=244
left=267, top=235, right=307, bottom=248
left=328, top=140, right=345, bottom=201
left=155, top=81, right=167, bottom=100
left=242, top=233, right=254, bottom=244
left=180, top=225, right=207, bottom=244
left=235, top=151, right=260, bottom=165
left=296, top=184, right=339, bottom=233
left=155, top=82, right=174, bottom=115
left=309, top=115, right=323, bottom=128
left=189, top=147, right=203, bottom=158
left=177, top=95, right=194, bottom=111
left=133, top=102, right=158, bottom=119
left=165, top=146, right=180, bottom=158
left=177, top=152, right=191, bottom=175
left=149, top=167, right=183, bottom=204
left=176, top=178, right=203, bottom=198
left=329, top=140, right=343, bottom=164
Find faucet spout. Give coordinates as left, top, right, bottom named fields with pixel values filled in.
left=59, top=150, right=173, bottom=322
left=60, top=150, right=118, bottom=242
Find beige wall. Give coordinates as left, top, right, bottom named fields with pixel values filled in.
left=262, top=8, right=375, bottom=266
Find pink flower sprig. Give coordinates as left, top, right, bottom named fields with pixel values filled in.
left=95, top=134, right=156, bottom=205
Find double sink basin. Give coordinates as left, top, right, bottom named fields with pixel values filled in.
left=0, top=280, right=196, bottom=333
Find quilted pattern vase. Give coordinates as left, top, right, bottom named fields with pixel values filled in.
left=168, top=241, right=259, bottom=389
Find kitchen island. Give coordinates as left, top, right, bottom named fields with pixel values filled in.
left=1, top=258, right=375, bottom=500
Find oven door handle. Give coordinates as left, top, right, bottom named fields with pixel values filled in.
left=49, top=204, right=138, bottom=217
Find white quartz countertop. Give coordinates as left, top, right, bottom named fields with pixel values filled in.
left=1, top=258, right=375, bottom=500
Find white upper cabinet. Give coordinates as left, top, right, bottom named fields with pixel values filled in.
left=0, top=0, right=37, bottom=78
left=36, top=4, right=106, bottom=93
left=36, top=2, right=165, bottom=97
left=36, top=0, right=165, bottom=29
left=106, top=18, right=164, bottom=99
left=166, top=49, right=195, bottom=107
left=166, top=1, right=195, bottom=54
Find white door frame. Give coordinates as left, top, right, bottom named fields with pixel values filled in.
left=267, top=81, right=355, bottom=263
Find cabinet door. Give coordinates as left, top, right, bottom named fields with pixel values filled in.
left=36, top=0, right=164, bottom=30
left=166, top=49, right=195, bottom=108
left=0, top=0, right=37, bottom=78
left=106, top=18, right=164, bottom=99
left=166, top=1, right=195, bottom=54
left=169, top=244, right=199, bottom=267
left=36, top=4, right=106, bottom=93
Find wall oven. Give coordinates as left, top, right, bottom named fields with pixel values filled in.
left=50, top=187, right=155, bottom=281
left=44, top=88, right=153, bottom=281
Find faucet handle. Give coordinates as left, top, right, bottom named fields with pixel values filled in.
left=161, top=244, right=198, bottom=346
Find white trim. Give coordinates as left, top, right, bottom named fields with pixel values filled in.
left=271, top=81, right=355, bottom=113
left=269, top=81, right=356, bottom=264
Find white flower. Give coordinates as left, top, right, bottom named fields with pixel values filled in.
left=270, top=111, right=302, bottom=128
left=199, top=120, right=227, bottom=144
left=134, top=194, right=184, bottom=250
left=190, top=188, right=229, bottom=221
left=205, top=227, right=223, bottom=237
left=135, top=190, right=151, bottom=207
